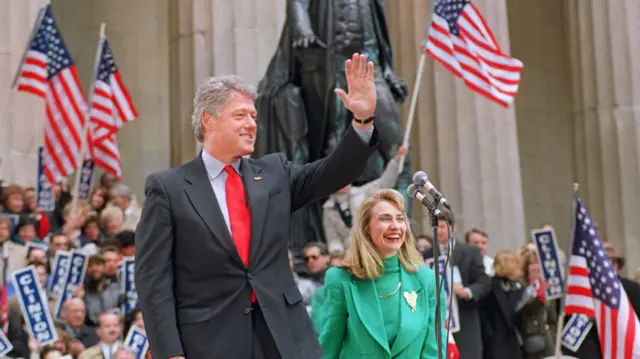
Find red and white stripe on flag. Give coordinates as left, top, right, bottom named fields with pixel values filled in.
left=447, top=331, right=459, bottom=359
left=88, top=39, right=138, bottom=179
left=15, top=5, right=88, bottom=185
left=425, top=0, right=523, bottom=107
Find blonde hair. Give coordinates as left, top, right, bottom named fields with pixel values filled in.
left=341, top=189, right=425, bottom=279
left=493, top=250, right=523, bottom=278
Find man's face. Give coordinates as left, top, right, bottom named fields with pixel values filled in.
left=467, top=232, right=489, bottom=257
left=204, top=92, right=257, bottom=158
left=436, top=220, right=450, bottom=245
left=50, top=234, right=69, bottom=254
left=103, top=251, right=120, bottom=276
left=65, top=300, right=86, bottom=328
left=97, top=313, right=122, bottom=345
left=35, top=265, right=47, bottom=289
left=86, top=262, right=105, bottom=280
left=305, top=246, right=329, bottom=273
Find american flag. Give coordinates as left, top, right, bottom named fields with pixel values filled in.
left=15, top=5, right=88, bottom=185
left=564, top=197, right=640, bottom=359
left=88, top=38, right=138, bottom=178
left=424, top=0, right=523, bottom=107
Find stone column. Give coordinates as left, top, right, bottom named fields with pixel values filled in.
left=565, top=0, right=640, bottom=275
left=0, top=0, right=48, bottom=185
left=386, top=0, right=526, bottom=253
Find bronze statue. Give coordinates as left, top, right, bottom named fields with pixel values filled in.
left=255, top=0, right=411, bottom=253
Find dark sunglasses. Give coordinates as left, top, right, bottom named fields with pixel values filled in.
left=305, top=255, right=319, bottom=262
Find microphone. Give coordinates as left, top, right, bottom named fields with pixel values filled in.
left=412, top=171, right=451, bottom=210
left=406, top=184, right=442, bottom=217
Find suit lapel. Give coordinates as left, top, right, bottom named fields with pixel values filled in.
left=391, top=269, right=426, bottom=356
left=183, top=157, right=243, bottom=266
left=350, top=279, right=391, bottom=355
left=240, top=160, right=268, bottom=267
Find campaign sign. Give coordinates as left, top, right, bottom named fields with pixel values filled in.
left=76, top=159, right=94, bottom=200
left=425, top=256, right=460, bottom=333
left=561, top=313, right=593, bottom=352
left=11, top=266, right=58, bottom=345
left=124, top=325, right=149, bottom=359
left=531, top=228, right=564, bottom=300
left=36, top=146, right=55, bottom=212
left=0, top=329, right=13, bottom=357
left=121, top=257, right=138, bottom=315
left=48, top=250, right=72, bottom=294
left=54, top=250, right=88, bottom=318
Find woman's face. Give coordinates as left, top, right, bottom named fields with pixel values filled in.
left=83, top=221, right=101, bottom=240
left=6, top=193, right=24, bottom=213
left=90, top=189, right=105, bottom=209
left=528, top=256, right=542, bottom=281
left=369, top=200, right=406, bottom=258
left=105, top=213, right=124, bottom=234
left=18, top=224, right=37, bottom=241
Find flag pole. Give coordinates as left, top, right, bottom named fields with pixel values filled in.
left=396, top=52, right=427, bottom=174
left=553, top=182, right=580, bottom=358
left=70, top=22, right=106, bottom=216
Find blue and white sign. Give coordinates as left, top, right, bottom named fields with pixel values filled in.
left=124, top=325, right=149, bottom=359
left=11, top=266, right=57, bottom=345
left=561, top=313, right=593, bottom=352
left=121, top=257, right=138, bottom=315
left=26, top=241, right=49, bottom=254
left=36, top=146, right=55, bottom=212
left=531, top=228, right=564, bottom=300
left=54, top=251, right=88, bottom=318
left=0, top=330, right=13, bottom=357
left=425, top=256, right=460, bottom=333
left=76, top=159, right=94, bottom=200
left=48, top=250, right=72, bottom=294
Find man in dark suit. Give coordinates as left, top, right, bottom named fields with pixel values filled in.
left=135, top=53, right=380, bottom=359
left=423, top=213, right=491, bottom=359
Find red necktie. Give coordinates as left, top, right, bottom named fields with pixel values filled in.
left=224, top=166, right=255, bottom=302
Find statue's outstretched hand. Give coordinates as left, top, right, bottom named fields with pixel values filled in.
left=335, top=53, right=377, bottom=121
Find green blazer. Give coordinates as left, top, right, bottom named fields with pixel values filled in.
left=313, top=265, right=447, bottom=359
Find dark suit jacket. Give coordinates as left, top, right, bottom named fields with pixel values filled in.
left=424, top=242, right=491, bottom=359
left=135, top=126, right=379, bottom=359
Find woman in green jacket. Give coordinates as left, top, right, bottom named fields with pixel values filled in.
left=313, top=189, right=446, bottom=358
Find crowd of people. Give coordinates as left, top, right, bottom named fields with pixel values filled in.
left=0, top=173, right=144, bottom=359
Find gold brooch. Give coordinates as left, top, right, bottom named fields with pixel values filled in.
left=403, top=291, right=417, bottom=312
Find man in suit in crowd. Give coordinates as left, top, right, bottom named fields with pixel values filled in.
left=135, top=53, right=380, bottom=359
left=423, top=213, right=491, bottom=359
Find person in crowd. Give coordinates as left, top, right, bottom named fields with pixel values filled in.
left=480, top=250, right=526, bottom=359
left=88, top=186, right=108, bottom=216
left=50, top=178, right=72, bottom=231
left=108, top=184, right=141, bottom=232
left=414, top=234, right=432, bottom=256
left=39, top=346, right=66, bottom=359
left=60, top=298, right=99, bottom=348
left=609, top=249, right=640, bottom=316
left=26, top=245, right=48, bottom=267
left=465, top=228, right=494, bottom=276
left=23, top=186, right=52, bottom=238
left=289, top=250, right=318, bottom=313
left=304, top=242, right=331, bottom=286
left=0, top=214, right=28, bottom=277
left=313, top=189, right=445, bottom=358
left=100, top=206, right=135, bottom=251
left=1, top=184, right=25, bottom=236
left=99, top=173, right=119, bottom=192
left=113, top=347, right=137, bottom=359
left=135, top=53, right=379, bottom=359
left=12, top=214, right=43, bottom=245
left=83, top=254, right=121, bottom=327
left=78, top=216, right=106, bottom=256
left=322, top=145, right=407, bottom=253
left=518, top=250, right=557, bottom=359
left=101, top=246, right=122, bottom=285
left=78, top=311, right=123, bottom=359
left=60, top=200, right=91, bottom=247
left=49, top=232, right=73, bottom=260
left=423, top=213, right=491, bottom=359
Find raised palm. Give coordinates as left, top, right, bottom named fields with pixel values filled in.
left=335, top=53, right=377, bottom=120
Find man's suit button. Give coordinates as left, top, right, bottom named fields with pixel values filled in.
left=244, top=308, right=251, bottom=315
left=247, top=273, right=253, bottom=280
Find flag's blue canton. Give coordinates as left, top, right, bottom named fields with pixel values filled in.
left=573, top=198, right=621, bottom=309
left=96, top=40, right=118, bottom=82
left=29, top=5, right=74, bottom=79
left=433, top=0, right=471, bottom=36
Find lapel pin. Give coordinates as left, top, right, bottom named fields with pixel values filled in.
left=254, top=176, right=263, bottom=181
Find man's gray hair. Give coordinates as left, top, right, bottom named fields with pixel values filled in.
left=191, top=75, right=257, bottom=142
left=110, top=183, right=133, bottom=199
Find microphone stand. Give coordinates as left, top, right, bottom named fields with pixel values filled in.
left=425, top=196, right=444, bottom=359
